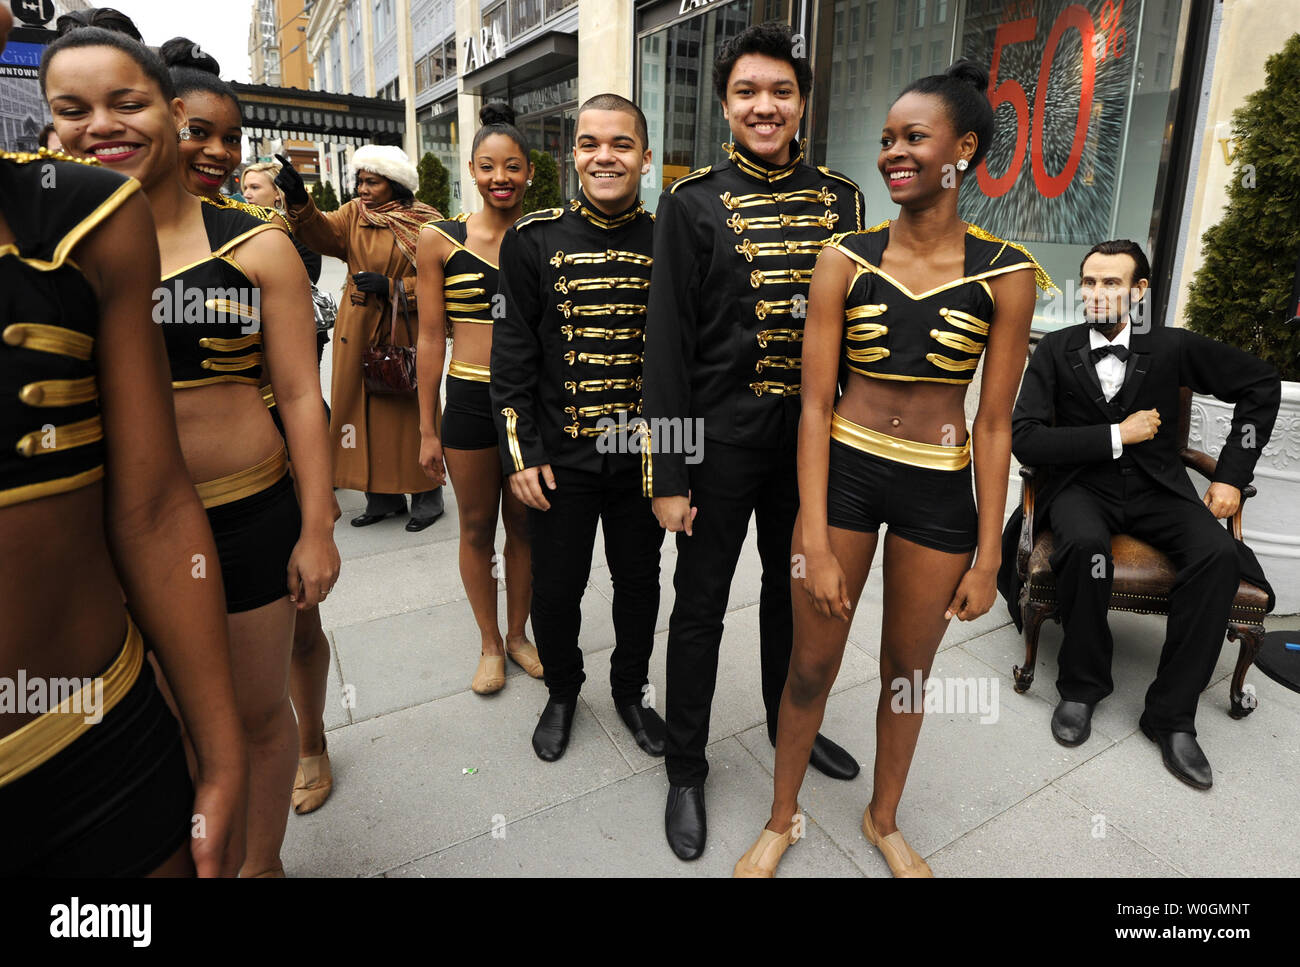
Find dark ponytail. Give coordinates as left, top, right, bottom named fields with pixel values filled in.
left=471, top=100, right=530, bottom=158
left=161, top=36, right=240, bottom=110
left=895, top=58, right=994, bottom=167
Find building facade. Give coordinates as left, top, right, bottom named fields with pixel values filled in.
left=289, top=0, right=1297, bottom=334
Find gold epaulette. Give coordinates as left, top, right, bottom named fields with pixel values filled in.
left=667, top=165, right=713, bottom=194
left=864, top=219, right=891, bottom=233
left=965, top=223, right=1057, bottom=292
left=515, top=208, right=563, bottom=230
left=817, top=166, right=860, bottom=193
left=824, top=231, right=854, bottom=250
left=202, top=194, right=291, bottom=232
left=0, top=146, right=102, bottom=168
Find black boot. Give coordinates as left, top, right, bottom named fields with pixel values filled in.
left=616, top=703, right=666, bottom=757
left=665, top=784, right=706, bottom=860
left=531, top=697, right=576, bottom=762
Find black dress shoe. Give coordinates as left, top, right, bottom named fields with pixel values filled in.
left=531, top=698, right=576, bottom=762
left=404, top=510, right=444, bottom=532
left=1141, top=719, right=1212, bottom=789
left=1051, top=699, right=1095, bottom=746
left=350, top=511, right=399, bottom=527
left=766, top=730, right=860, bottom=780
left=665, top=784, right=706, bottom=860
left=616, top=703, right=666, bottom=756
left=808, top=733, right=859, bottom=780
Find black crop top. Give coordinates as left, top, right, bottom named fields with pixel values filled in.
left=827, top=222, right=1053, bottom=385
left=160, top=197, right=284, bottom=388
left=423, top=213, right=499, bottom=331
left=1, top=149, right=138, bottom=509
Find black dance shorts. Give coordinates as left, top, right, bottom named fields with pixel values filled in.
left=825, top=412, right=978, bottom=554
left=442, top=367, right=497, bottom=451
left=0, top=619, right=194, bottom=876
left=198, top=450, right=302, bottom=613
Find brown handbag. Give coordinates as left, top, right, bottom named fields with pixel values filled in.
left=361, top=278, right=418, bottom=397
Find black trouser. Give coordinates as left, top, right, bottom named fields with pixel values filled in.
left=527, top=458, right=663, bottom=706
left=1047, top=463, right=1239, bottom=735
left=665, top=438, right=798, bottom=786
left=364, top=487, right=443, bottom=518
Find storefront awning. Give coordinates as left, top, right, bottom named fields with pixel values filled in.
left=460, top=31, right=578, bottom=96
left=232, top=83, right=406, bottom=146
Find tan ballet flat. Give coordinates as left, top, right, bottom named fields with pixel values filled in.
left=291, top=737, right=333, bottom=815
left=505, top=640, right=544, bottom=679
left=471, top=654, right=507, bottom=694
left=862, top=807, right=933, bottom=878
left=733, top=811, right=803, bottom=878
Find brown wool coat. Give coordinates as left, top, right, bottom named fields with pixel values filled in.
left=288, top=197, right=438, bottom=494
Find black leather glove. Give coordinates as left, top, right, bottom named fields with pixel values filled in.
left=274, top=153, right=309, bottom=209
left=352, top=272, right=389, bottom=295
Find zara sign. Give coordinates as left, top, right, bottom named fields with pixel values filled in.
left=462, top=23, right=506, bottom=73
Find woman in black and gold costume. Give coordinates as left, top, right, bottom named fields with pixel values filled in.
left=161, top=36, right=337, bottom=818
left=735, top=62, right=1049, bottom=877
left=0, top=4, right=246, bottom=876
left=42, top=16, right=339, bottom=876
left=415, top=102, right=540, bottom=695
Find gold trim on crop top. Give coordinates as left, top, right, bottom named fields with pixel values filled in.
left=828, top=223, right=1053, bottom=385
left=163, top=200, right=281, bottom=389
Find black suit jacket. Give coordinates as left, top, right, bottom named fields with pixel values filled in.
left=997, top=320, right=1281, bottom=627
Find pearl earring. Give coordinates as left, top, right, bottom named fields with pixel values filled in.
left=178, top=128, right=192, bottom=142
left=955, top=158, right=969, bottom=171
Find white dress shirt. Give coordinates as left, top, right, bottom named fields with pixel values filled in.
left=1089, top=322, right=1131, bottom=459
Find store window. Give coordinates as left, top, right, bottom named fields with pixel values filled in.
left=419, top=111, right=461, bottom=215
left=814, top=0, right=1195, bottom=332
left=638, top=0, right=788, bottom=211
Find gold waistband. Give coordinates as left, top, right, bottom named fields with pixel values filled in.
left=0, top=615, right=144, bottom=789
left=448, top=359, right=491, bottom=383
left=194, top=447, right=289, bottom=509
left=830, top=411, right=970, bottom=470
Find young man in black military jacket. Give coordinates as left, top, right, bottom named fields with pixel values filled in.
left=641, top=23, right=863, bottom=861
left=491, top=94, right=666, bottom=764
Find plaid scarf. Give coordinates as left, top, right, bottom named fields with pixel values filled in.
left=357, top=198, right=443, bottom=264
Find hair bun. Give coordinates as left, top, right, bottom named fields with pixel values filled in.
left=945, top=59, right=989, bottom=95
left=161, top=37, right=221, bottom=75
left=480, top=101, right=516, bottom=127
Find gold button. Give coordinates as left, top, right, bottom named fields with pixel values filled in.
left=3, top=324, right=26, bottom=346
left=199, top=337, right=212, bottom=348
left=200, top=360, right=213, bottom=369
left=16, top=438, right=35, bottom=457
left=939, top=307, right=949, bottom=315
left=18, top=383, right=42, bottom=405
left=930, top=329, right=940, bottom=338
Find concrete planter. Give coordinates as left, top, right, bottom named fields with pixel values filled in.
left=1188, top=382, right=1300, bottom=614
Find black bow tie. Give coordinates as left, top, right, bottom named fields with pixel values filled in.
left=1090, top=344, right=1131, bottom=363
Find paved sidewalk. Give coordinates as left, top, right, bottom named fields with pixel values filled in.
left=289, top=260, right=1300, bottom=877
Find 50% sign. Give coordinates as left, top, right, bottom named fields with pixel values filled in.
left=977, top=0, right=1131, bottom=200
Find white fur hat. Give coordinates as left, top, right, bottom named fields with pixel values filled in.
left=351, top=145, right=419, bottom=193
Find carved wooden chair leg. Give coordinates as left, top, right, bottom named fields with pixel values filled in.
left=1014, top=599, right=1053, bottom=693
left=1226, top=623, right=1263, bottom=719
